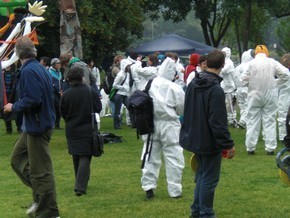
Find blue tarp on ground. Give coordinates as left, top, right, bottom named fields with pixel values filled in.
left=132, top=34, right=215, bottom=56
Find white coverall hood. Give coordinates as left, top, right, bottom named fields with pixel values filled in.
left=222, top=47, right=231, bottom=59
left=241, top=49, right=253, bottom=63
left=120, top=59, right=132, bottom=72
left=158, top=57, right=176, bottom=81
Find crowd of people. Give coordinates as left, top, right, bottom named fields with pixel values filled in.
left=1, top=35, right=289, bottom=217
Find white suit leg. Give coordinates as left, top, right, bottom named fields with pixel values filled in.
left=226, top=92, right=237, bottom=125
left=262, top=95, right=278, bottom=152
left=277, top=84, right=290, bottom=140
left=237, top=87, right=248, bottom=125
left=100, top=89, right=109, bottom=117
left=162, top=143, right=184, bottom=197
left=141, top=139, right=162, bottom=191
left=245, top=97, right=262, bottom=151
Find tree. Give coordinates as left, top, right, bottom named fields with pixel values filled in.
left=276, top=17, right=290, bottom=52
left=144, top=0, right=234, bottom=47
left=35, top=0, right=145, bottom=65
left=144, top=0, right=289, bottom=54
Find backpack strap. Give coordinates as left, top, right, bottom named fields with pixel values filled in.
left=144, top=79, right=153, bottom=92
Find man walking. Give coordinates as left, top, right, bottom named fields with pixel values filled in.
left=4, top=36, right=60, bottom=218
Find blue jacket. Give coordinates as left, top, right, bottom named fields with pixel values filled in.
left=49, top=67, right=63, bottom=95
left=180, top=71, right=234, bottom=154
left=12, top=58, right=55, bottom=134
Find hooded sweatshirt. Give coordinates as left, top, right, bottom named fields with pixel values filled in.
left=180, top=71, right=234, bottom=154
left=184, top=53, right=200, bottom=83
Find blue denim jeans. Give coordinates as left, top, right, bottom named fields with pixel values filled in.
left=113, top=94, right=128, bottom=128
left=191, top=152, right=222, bottom=218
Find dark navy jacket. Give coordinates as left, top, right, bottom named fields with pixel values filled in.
left=180, top=71, right=234, bottom=155
left=12, top=58, right=55, bottom=134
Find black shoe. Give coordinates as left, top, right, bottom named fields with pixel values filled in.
left=248, top=151, right=255, bottom=155
left=114, top=127, right=122, bottom=129
left=75, top=190, right=85, bottom=196
left=267, top=151, right=275, bottom=155
left=146, top=189, right=154, bottom=199
left=172, top=195, right=182, bottom=199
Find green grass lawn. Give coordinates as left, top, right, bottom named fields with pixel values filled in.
left=0, top=116, right=289, bottom=218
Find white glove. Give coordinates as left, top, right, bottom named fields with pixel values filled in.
left=28, top=1, right=47, bottom=16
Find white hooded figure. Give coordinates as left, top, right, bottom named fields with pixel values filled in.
left=111, top=59, right=132, bottom=129
left=135, top=55, right=158, bottom=90
left=241, top=45, right=289, bottom=154
left=126, top=54, right=142, bottom=126
left=174, top=58, right=186, bottom=89
left=141, top=57, right=185, bottom=198
left=277, top=58, right=290, bottom=141
left=220, top=47, right=237, bottom=127
left=234, top=49, right=254, bottom=128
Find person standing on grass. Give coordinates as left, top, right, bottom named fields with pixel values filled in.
left=277, top=53, right=290, bottom=143
left=141, top=57, right=185, bottom=200
left=49, top=58, right=63, bottom=129
left=60, top=66, right=102, bottom=196
left=241, top=45, right=289, bottom=155
left=180, top=49, right=235, bottom=218
left=3, top=36, right=60, bottom=218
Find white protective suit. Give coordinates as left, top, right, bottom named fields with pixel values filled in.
left=126, top=56, right=141, bottom=125
left=141, top=57, right=185, bottom=198
left=135, top=60, right=158, bottom=90
left=241, top=53, right=289, bottom=152
left=234, top=49, right=253, bottom=127
left=174, top=58, right=186, bottom=89
left=277, top=69, right=290, bottom=141
left=220, top=47, right=237, bottom=126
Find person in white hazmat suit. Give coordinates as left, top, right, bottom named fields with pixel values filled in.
left=141, top=57, right=185, bottom=199
left=241, top=45, right=289, bottom=154
left=135, top=54, right=159, bottom=90
left=126, top=52, right=141, bottom=126
left=234, top=49, right=254, bottom=129
left=220, top=47, right=237, bottom=127
left=277, top=54, right=290, bottom=142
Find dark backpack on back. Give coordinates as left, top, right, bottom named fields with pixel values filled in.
left=128, top=79, right=154, bottom=169
left=102, top=72, right=115, bottom=95
left=128, top=79, right=154, bottom=135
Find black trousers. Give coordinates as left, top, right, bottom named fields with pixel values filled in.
left=72, top=155, right=92, bottom=193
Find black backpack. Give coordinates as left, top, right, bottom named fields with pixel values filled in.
left=128, top=79, right=154, bottom=169
left=128, top=79, right=154, bottom=135
left=101, top=72, right=115, bottom=95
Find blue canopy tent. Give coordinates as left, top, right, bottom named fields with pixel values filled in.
left=131, top=34, right=215, bottom=56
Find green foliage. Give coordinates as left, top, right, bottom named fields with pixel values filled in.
left=35, top=1, right=145, bottom=65
left=0, top=116, right=289, bottom=217
left=276, top=17, right=290, bottom=52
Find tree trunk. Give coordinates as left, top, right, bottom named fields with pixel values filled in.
left=59, top=0, right=83, bottom=59
left=242, top=0, right=252, bottom=52
left=234, top=17, right=242, bottom=60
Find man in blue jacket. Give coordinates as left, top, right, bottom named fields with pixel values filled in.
left=180, top=49, right=235, bottom=218
left=4, top=36, right=60, bottom=218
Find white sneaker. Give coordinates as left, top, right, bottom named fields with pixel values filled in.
left=26, top=202, right=38, bottom=215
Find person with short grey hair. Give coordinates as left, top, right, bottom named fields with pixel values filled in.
left=60, top=65, right=102, bottom=196
left=49, top=58, right=63, bottom=129
left=4, top=36, right=60, bottom=218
